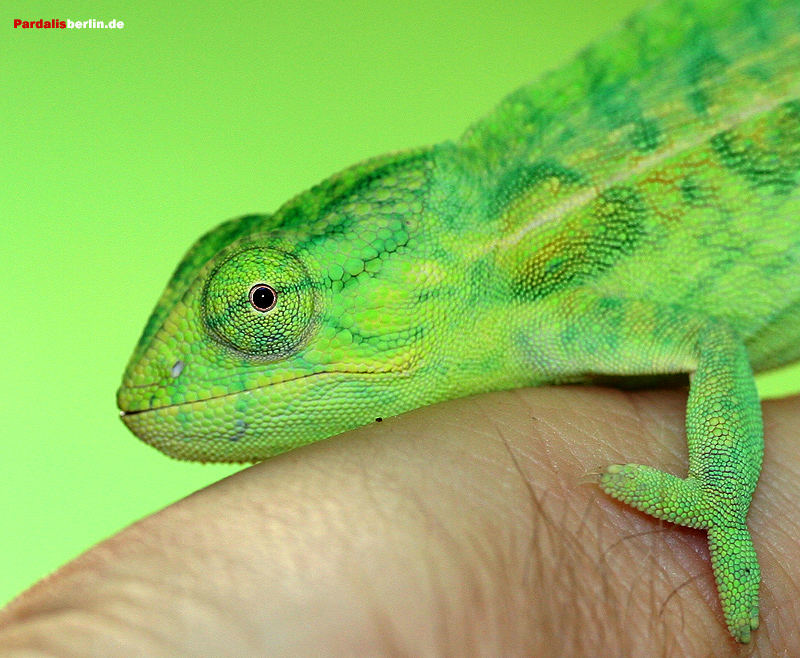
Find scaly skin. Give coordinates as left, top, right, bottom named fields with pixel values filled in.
left=118, top=0, right=800, bottom=643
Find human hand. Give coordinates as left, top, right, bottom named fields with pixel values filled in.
left=1, top=386, right=797, bottom=654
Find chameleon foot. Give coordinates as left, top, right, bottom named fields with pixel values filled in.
left=600, top=463, right=760, bottom=642
left=707, top=524, right=759, bottom=643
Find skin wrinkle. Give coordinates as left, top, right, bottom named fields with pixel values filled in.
left=767, top=533, right=800, bottom=612
left=495, top=394, right=683, bottom=648
left=623, top=390, right=687, bottom=469
left=361, top=431, right=523, bottom=653
left=604, top=519, right=703, bottom=633
left=495, top=421, right=586, bottom=646
left=42, top=608, right=163, bottom=656
left=90, top=591, right=190, bottom=656
left=624, top=553, right=670, bottom=640
left=498, top=393, right=654, bottom=649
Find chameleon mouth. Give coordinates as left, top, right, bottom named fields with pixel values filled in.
left=118, top=371, right=327, bottom=418
left=117, top=368, right=402, bottom=417
left=119, top=408, right=147, bottom=417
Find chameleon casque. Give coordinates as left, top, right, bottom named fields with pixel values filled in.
left=118, top=0, right=800, bottom=643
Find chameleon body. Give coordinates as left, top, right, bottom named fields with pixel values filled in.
left=118, top=0, right=800, bottom=643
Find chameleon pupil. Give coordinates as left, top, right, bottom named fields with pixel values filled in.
left=249, top=284, right=277, bottom=312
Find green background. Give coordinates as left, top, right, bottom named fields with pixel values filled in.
left=3, top=0, right=799, bottom=606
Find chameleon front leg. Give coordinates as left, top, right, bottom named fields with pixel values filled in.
left=599, top=322, right=763, bottom=643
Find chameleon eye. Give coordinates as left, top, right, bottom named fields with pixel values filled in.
left=202, top=246, right=320, bottom=358
left=249, top=284, right=277, bottom=312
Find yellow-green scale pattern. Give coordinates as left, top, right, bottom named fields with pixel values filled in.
left=118, top=0, right=800, bottom=643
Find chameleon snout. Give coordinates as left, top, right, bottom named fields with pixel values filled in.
left=117, top=353, right=187, bottom=415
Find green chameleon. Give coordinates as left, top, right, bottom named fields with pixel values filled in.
left=118, top=0, right=800, bottom=643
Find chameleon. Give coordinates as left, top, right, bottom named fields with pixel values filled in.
left=117, top=0, right=800, bottom=643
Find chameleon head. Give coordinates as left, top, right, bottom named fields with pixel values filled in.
left=118, top=149, right=440, bottom=462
